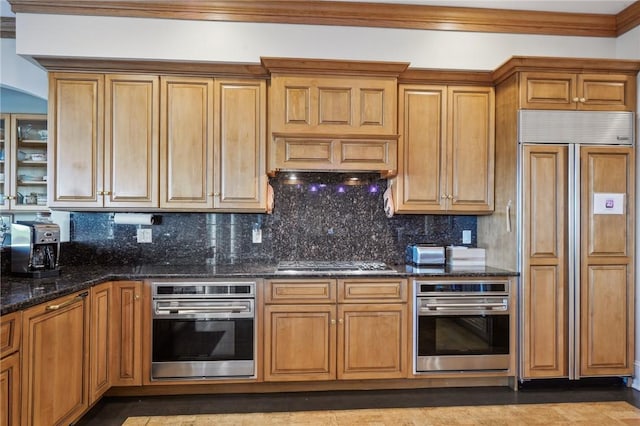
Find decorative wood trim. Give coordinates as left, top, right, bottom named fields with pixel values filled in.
left=7, top=0, right=637, bottom=38
left=398, top=68, right=493, bottom=85
left=261, top=57, right=409, bottom=77
left=492, top=56, right=640, bottom=85
left=617, top=1, right=640, bottom=36
left=34, top=56, right=270, bottom=78
left=1, top=17, right=16, bottom=38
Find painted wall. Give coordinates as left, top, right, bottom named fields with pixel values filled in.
left=0, top=38, right=47, bottom=98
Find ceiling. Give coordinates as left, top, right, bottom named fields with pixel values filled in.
left=1, top=0, right=637, bottom=17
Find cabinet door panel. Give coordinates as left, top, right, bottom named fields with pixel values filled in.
left=580, top=146, right=634, bottom=376
left=214, top=80, right=266, bottom=210
left=395, top=85, right=446, bottom=212
left=49, top=73, right=103, bottom=207
left=264, top=305, right=336, bottom=381
left=22, top=292, right=89, bottom=426
left=338, top=304, right=407, bottom=380
left=111, top=281, right=143, bottom=386
left=0, top=351, right=20, bottom=426
left=160, top=76, right=214, bottom=208
left=447, top=86, right=494, bottom=212
left=105, top=75, right=159, bottom=208
left=579, top=74, right=635, bottom=111
left=522, top=145, right=568, bottom=378
left=90, top=283, right=111, bottom=404
left=520, top=72, right=577, bottom=110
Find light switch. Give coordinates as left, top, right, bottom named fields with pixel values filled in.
left=137, top=228, right=152, bottom=243
left=462, top=230, right=471, bottom=244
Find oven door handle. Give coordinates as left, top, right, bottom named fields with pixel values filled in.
left=420, top=302, right=507, bottom=311
left=156, top=305, right=252, bottom=315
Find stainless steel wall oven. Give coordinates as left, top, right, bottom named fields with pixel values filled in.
left=414, top=280, right=511, bottom=373
left=151, top=280, right=256, bottom=380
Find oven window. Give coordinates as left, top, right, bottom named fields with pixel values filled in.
left=153, top=318, right=254, bottom=362
left=417, top=314, right=509, bottom=356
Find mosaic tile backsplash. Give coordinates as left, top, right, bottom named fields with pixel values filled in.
left=60, top=173, right=477, bottom=266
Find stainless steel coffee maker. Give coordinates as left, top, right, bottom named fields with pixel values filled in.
left=11, top=222, right=61, bottom=277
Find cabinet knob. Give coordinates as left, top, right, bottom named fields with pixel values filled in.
left=97, top=191, right=103, bottom=195
left=134, top=294, right=140, bottom=301
left=579, top=98, right=586, bottom=103
left=572, top=97, right=580, bottom=102
left=104, top=191, right=111, bottom=196
left=338, top=318, right=344, bottom=324
left=448, top=195, right=454, bottom=199
left=330, top=319, right=336, bottom=325
left=441, top=195, right=447, bottom=199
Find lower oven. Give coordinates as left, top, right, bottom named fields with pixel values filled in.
left=414, top=280, right=511, bottom=373
left=151, top=280, right=256, bottom=380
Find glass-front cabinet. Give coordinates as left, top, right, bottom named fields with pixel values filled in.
left=0, top=114, right=48, bottom=211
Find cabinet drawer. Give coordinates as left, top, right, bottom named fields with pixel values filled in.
left=265, top=279, right=336, bottom=304
left=0, top=311, right=21, bottom=358
left=339, top=279, right=407, bottom=303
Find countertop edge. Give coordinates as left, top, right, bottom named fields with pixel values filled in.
left=1, top=266, right=518, bottom=315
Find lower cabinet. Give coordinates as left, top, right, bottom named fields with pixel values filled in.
left=264, top=278, right=408, bottom=382
left=111, top=281, right=143, bottom=386
left=1, top=311, right=21, bottom=426
left=90, top=282, right=112, bottom=404
left=21, top=290, right=90, bottom=426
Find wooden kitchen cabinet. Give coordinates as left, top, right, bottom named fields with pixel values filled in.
left=160, top=76, right=214, bottom=209
left=263, top=278, right=408, bottom=382
left=1, top=311, right=21, bottom=426
left=111, top=281, right=143, bottom=386
left=264, top=58, right=406, bottom=175
left=90, top=282, right=112, bottom=404
left=49, top=72, right=159, bottom=208
left=21, top=290, right=90, bottom=426
left=393, top=85, right=494, bottom=214
left=519, top=72, right=636, bottom=111
left=0, top=114, right=49, bottom=212
left=214, top=79, right=267, bottom=211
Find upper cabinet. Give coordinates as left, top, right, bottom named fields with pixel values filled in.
left=49, top=72, right=267, bottom=212
left=520, top=72, right=636, bottom=111
left=0, top=114, right=49, bottom=212
left=493, top=57, right=639, bottom=112
left=392, top=84, right=495, bottom=214
left=263, top=58, right=408, bottom=176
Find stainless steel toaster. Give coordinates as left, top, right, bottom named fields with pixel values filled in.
left=406, top=244, right=445, bottom=266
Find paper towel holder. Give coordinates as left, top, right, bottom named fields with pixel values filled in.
left=112, top=213, right=159, bottom=226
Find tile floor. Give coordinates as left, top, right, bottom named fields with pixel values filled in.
left=75, top=379, right=640, bottom=426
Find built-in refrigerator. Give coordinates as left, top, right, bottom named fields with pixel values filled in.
left=479, top=110, right=635, bottom=381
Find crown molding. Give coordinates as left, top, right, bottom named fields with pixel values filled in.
left=7, top=0, right=638, bottom=38
left=1, top=17, right=16, bottom=38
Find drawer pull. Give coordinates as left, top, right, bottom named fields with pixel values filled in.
left=46, top=291, right=88, bottom=311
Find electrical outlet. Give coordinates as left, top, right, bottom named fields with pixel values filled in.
left=137, top=228, right=152, bottom=243
left=252, top=228, right=262, bottom=244
left=462, top=229, right=471, bottom=244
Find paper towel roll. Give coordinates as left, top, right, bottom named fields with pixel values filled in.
left=113, top=213, right=156, bottom=225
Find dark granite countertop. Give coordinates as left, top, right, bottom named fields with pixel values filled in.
left=0, top=263, right=517, bottom=315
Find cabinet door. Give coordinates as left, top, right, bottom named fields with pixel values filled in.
left=214, top=79, right=266, bottom=211
left=160, top=76, right=214, bottom=209
left=49, top=73, right=104, bottom=208
left=446, top=86, right=494, bottom=213
left=337, top=304, right=407, bottom=380
left=0, top=114, right=8, bottom=210
left=580, top=146, right=634, bottom=376
left=0, top=351, right=20, bottom=426
left=21, top=291, right=90, bottom=426
left=264, top=304, right=336, bottom=381
left=394, top=85, right=447, bottom=213
left=105, top=75, right=159, bottom=208
left=522, top=145, right=568, bottom=379
left=89, top=282, right=112, bottom=404
left=519, top=72, right=577, bottom=110
left=578, top=74, right=636, bottom=111
left=9, top=115, right=48, bottom=211
left=111, top=281, right=143, bottom=386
